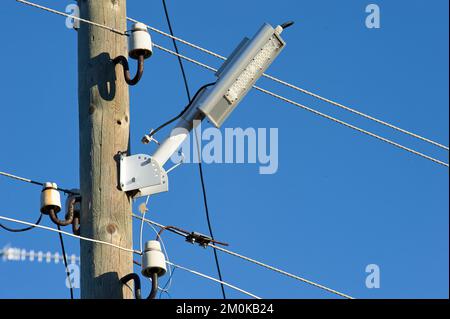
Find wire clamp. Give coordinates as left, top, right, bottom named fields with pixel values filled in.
left=185, top=232, right=229, bottom=248
left=141, top=130, right=160, bottom=145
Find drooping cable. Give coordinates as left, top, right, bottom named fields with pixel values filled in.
left=2, top=214, right=351, bottom=299
left=146, top=222, right=174, bottom=296
left=127, top=17, right=449, bottom=152
left=148, top=272, right=159, bottom=299
left=120, top=273, right=142, bottom=299
left=161, top=0, right=192, bottom=101
left=0, top=213, right=42, bottom=233
left=0, top=170, right=79, bottom=195
left=132, top=214, right=355, bottom=299
left=160, top=0, right=227, bottom=298
left=0, top=215, right=140, bottom=255
left=12, top=0, right=449, bottom=167
left=16, top=0, right=449, bottom=167
left=152, top=44, right=449, bottom=168
left=166, top=261, right=261, bottom=299
left=56, top=223, right=74, bottom=299
left=142, top=82, right=216, bottom=143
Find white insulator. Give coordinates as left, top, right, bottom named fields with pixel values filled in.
left=141, top=240, right=167, bottom=278
left=129, top=22, right=152, bottom=60
left=40, top=182, right=62, bottom=214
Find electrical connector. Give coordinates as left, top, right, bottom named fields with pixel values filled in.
left=186, top=232, right=214, bottom=248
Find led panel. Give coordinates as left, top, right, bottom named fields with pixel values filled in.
left=225, top=35, right=283, bottom=104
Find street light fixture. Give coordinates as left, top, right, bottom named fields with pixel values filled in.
left=119, top=22, right=291, bottom=198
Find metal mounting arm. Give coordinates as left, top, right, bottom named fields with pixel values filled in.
left=113, top=54, right=145, bottom=86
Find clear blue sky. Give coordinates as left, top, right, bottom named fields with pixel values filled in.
left=0, top=0, right=448, bottom=299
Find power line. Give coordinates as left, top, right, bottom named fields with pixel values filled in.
left=210, top=244, right=353, bottom=299
left=56, top=225, right=74, bottom=299
left=0, top=170, right=79, bottom=195
left=253, top=86, right=450, bottom=168
left=15, top=0, right=447, bottom=168
left=143, top=82, right=216, bottom=142
left=167, top=261, right=261, bottom=299
left=152, top=44, right=449, bottom=168
left=161, top=0, right=192, bottom=101
left=15, top=0, right=127, bottom=35
left=0, top=213, right=42, bottom=233
left=132, top=214, right=354, bottom=299
left=0, top=215, right=258, bottom=299
left=128, top=17, right=449, bottom=152
left=12, top=0, right=444, bottom=300
left=160, top=0, right=227, bottom=299
left=0, top=215, right=140, bottom=255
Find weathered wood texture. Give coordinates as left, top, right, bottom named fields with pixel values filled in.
left=77, top=0, right=133, bottom=299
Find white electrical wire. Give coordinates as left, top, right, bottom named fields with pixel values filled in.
left=13, top=0, right=445, bottom=299
left=151, top=44, right=449, bottom=168
left=0, top=215, right=140, bottom=255
left=14, top=0, right=449, bottom=168
left=132, top=214, right=354, bottom=299
left=128, top=17, right=449, bottom=152
left=209, top=244, right=353, bottom=299
left=15, top=0, right=127, bottom=35
left=139, top=197, right=150, bottom=253
left=137, top=206, right=175, bottom=295
left=16, top=1, right=449, bottom=153
left=166, top=261, right=261, bottom=299
left=0, top=171, right=37, bottom=184
left=1, top=214, right=257, bottom=299
left=147, top=223, right=174, bottom=296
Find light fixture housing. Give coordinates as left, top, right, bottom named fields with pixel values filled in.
left=197, top=23, right=286, bottom=128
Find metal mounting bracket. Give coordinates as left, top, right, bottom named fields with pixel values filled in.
left=119, top=153, right=168, bottom=198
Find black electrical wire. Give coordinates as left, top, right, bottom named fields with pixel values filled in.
left=56, top=223, right=74, bottom=299
left=120, top=272, right=158, bottom=299
left=161, top=0, right=192, bottom=101
left=121, top=273, right=142, bottom=299
left=144, top=82, right=215, bottom=142
left=148, top=272, right=159, bottom=299
left=0, top=171, right=78, bottom=196
left=161, top=0, right=227, bottom=299
left=280, top=21, right=295, bottom=29
left=0, top=213, right=42, bottom=233
left=197, top=160, right=227, bottom=298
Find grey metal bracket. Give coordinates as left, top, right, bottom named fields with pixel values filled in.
left=119, top=153, right=168, bottom=198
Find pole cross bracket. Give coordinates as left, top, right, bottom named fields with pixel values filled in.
left=119, top=153, right=169, bottom=198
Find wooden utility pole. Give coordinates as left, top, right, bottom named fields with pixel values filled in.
left=77, top=0, right=133, bottom=299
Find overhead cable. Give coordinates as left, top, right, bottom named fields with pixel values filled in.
left=15, top=0, right=447, bottom=167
